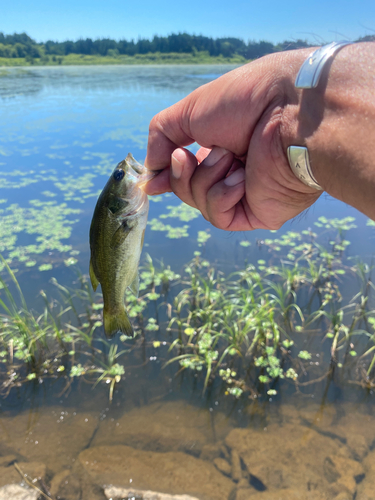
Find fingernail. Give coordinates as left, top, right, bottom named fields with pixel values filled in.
left=224, top=168, right=245, bottom=186
left=171, top=149, right=184, bottom=179
left=203, top=147, right=230, bottom=167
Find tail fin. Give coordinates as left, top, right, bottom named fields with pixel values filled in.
left=103, top=306, right=134, bottom=339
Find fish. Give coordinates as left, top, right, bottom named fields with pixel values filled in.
left=89, top=153, right=150, bottom=339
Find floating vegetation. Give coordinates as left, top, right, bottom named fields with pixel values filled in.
left=147, top=202, right=205, bottom=240
left=0, top=168, right=58, bottom=189
left=149, top=195, right=163, bottom=203
left=197, top=230, right=211, bottom=246
left=1, top=218, right=375, bottom=402
left=0, top=200, right=81, bottom=269
left=42, top=190, right=57, bottom=197
left=38, top=263, right=53, bottom=271
left=159, top=203, right=200, bottom=222
left=148, top=218, right=190, bottom=239
left=54, top=173, right=97, bottom=202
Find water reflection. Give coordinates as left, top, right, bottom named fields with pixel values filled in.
left=0, top=64, right=238, bottom=99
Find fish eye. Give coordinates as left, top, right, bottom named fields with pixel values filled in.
left=113, top=169, right=125, bottom=181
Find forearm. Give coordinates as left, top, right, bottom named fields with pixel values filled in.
left=280, top=42, right=375, bottom=219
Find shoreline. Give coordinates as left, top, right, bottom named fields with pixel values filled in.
left=0, top=53, right=249, bottom=68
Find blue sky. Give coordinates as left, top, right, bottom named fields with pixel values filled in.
left=2, top=0, right=375, bottom=44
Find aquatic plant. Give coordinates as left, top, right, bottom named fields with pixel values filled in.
left=164, top=219, right=375, bottom=397
left=1, top=217, right=375, bottom=402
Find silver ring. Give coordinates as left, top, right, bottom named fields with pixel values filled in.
left=295, top=41, right=352, bottom=89
left=287, top=146, right=322, bottom=190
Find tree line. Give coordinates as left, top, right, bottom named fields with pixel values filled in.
left=0, top=32, right=374, bottom=60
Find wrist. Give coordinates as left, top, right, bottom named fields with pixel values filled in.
left=280, top=42, right=375, bottom=219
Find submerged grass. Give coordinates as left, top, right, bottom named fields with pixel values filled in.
left=1, top=216, right=375, bottom=401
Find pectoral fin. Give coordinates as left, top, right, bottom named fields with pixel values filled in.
left=111, top=223, right=131, bottom=249
left=89, top=259, right=100, bottom=292
left=129, top=272, right=139, bottom=297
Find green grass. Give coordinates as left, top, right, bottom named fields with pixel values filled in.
left=0, top=51, right=248, bottom=67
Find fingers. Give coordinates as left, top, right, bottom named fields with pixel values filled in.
left=188, top=148, right=234, bottom=219
left=145, top=61, right=272, bottom=172
left=167, top=146, right=252, bottom=230
left=143, top=168, right=171, bottom=195
left=145, top=96, right=197, bottom=171
left=169, top=148, right=199, bottom=208
left=205, top=169, right=249, bottom=231
left=168, top=147, right=235, bottom=214
left=196, top=147, right=211, bottom=163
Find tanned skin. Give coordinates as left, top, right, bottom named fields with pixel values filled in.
left=143, top=43, right=375, bottom=231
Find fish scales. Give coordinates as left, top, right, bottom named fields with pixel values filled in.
left=89, top=153, right=149, bottom=338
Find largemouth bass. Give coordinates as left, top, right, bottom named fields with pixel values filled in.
left=89, top=153, right=149, bottom=338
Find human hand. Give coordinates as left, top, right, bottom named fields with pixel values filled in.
left=144, top=50, right=322, bottom=231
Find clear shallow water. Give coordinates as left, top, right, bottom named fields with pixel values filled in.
left=0, top=65, right=374, bottom=499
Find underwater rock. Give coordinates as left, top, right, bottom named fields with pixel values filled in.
left=330, top=411, right=375, bottom=465
left=70, top=459, right=107, bottom=500
left=0, top=455, right=17, bottom=467
left=356, top=449, right=375, bottom=500
left=199, top=444, right=222, bottom=461
left=79, top=445, right=234, bottom=500
left=0, top=461, right=46, bottom=488
left=323, top=456, right=341, bottom=483
left=323, top=454, right=364, bottom=494
left=356, top=476, right=375, bottom=500
left=334, top=492, right=354, bottom=500
left=50, top=469, right=82, bottom=499
left=213, top=457, right=231, bottom=477
left=92, top=401, right=232, bottom=457
left=234, top=477, right=254, bottom=500
left=0, top=484, right=38, bottom=500
left=0, top=407, right=98, bottom=473
left=104, top=486, right=199, bottom=500
left=283, top=403, right=374, bottom=463
left=235, top=490, right=328, bottom=500
left=230, top=449, right=242, bottom=482
left=345, top=433, right=369, bottom=461
left=234, top=489, right=255, bottom=500
left=224, top=422, right=345, bottom=495
left=219, top=444, right=231, bottom=461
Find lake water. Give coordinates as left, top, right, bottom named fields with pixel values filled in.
left=0, top=65, right=374, bottom=500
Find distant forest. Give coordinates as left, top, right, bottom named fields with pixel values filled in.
left=1, top=32, right=374, bottom=61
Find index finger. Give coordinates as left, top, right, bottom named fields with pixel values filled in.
left=145, top=98, right=196, bottom=171
left=145, top=58, right=279, bottom=172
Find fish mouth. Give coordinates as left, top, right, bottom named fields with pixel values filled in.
left=137, top=171, right=157, bottom=189
left=124, top=153, right=156, bottom=187
left=125, top=153, right=145, bottom=176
